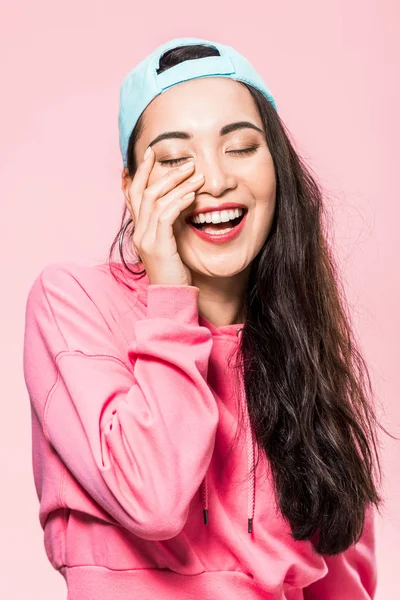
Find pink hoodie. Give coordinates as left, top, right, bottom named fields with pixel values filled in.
left=23, top=261, right=377, bottom=600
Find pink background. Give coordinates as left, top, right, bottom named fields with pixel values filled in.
left=1, top=1, right=399, bottom=598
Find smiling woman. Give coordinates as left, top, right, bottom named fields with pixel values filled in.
left=23, top=36, right=389, bottom=600
left=108, top=37, right=386, bottom=588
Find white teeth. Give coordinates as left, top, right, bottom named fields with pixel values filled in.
left=191, top=207, right=244, bottom=225
left=202, top=227, right=235, bottom=235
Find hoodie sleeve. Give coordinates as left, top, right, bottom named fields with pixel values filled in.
left=303, top=504, right=377, bottom=599
left=23, top=264, right=219, bottom=542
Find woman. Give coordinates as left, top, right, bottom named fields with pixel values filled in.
left=23, top=36, right=387, bottom=599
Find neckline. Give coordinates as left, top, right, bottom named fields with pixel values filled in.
left=117, top=267, right=245, bottom=338
left=198, top=313, right=244, bottom=337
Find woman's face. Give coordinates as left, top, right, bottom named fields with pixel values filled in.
left=131, top=77, right=276, bottom=280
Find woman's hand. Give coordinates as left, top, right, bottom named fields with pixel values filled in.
left=126, top=147, right=204, bottom=286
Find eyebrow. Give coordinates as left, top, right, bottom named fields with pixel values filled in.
left=148, top=121, right=265, bottom=148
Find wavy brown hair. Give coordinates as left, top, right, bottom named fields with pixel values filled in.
left=108, top=43, right=394, bottom=556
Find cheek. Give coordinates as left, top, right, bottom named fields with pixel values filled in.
left=250, top=160, right=276, bottom=203
left=251, top=164, right=276, bottom=232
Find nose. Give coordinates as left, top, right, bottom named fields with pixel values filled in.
left=193, top=150, right=238, bottom=197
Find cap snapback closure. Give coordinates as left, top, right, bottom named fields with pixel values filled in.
left=157, top=55, right=236, bottom=92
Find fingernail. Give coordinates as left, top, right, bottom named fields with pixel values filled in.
left=179, top=161, right=194, bottom=171
left=144, top=146, right=152, bottom=160
left=189, top=173, right=204, bottom=183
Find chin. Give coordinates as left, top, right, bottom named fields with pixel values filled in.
left=189, top=263, right=250, bottom=279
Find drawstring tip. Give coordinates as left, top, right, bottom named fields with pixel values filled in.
left=203, top=509, right=209, bottom=525
left=248, top=518, right=253, bottom=533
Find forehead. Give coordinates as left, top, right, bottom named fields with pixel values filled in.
left=141, top=77, right=261, bottom=133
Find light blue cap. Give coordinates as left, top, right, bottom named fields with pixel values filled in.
left=118, top=37, right=278, bottom=168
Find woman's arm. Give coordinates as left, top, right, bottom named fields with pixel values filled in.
left=23, top=263, right=218, bottom=541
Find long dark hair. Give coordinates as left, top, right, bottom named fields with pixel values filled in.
left=108, top=43, right=394, bottom=556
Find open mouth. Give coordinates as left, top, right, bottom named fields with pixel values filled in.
left=187, top=208, right=248, bottom=232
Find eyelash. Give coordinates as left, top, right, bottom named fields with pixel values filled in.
left=159, top=145, right=260, bottom=166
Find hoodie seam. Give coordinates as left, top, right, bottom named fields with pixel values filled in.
left=42, top=350, right=135, bottom=444
left=60, top=564, right=254, bottom=577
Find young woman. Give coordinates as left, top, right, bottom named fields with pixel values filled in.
left=23, top=37, right=387, bottom=599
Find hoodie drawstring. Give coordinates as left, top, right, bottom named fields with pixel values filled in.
left=200, top=326, right=256, bottom=534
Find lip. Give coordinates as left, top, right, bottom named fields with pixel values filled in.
left=187, top=210, right=248, bottom=245
left=185, top=202, right=247, bottom=221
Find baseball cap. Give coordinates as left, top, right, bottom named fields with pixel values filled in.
left=118, top=36, right=278, bottom=168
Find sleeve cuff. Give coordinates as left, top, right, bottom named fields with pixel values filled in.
left=146, top=285, right=200, bottom=324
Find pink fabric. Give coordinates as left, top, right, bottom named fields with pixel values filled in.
left=23, top=261, right=377, bottom=598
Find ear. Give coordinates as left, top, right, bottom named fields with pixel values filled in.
left=121, top=168, right=133, bottom=215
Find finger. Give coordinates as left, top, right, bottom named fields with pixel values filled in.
left=137, top=171, right=204, bottom=245
left=140, top=189, right=196, bottom=255
left=144, top=160, right=196, bottom=202
left=147, top=172, right=204, bottom=223
left=128, top=147, right=156, bottom=223
left=135, top=160, right=196, bottom=239
left=154, top=191, right=197, bottom=251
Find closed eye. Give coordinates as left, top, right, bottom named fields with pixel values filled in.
left=159, top=145, right=260, bottom=166
left=229, top=145, right=260, bottom=156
